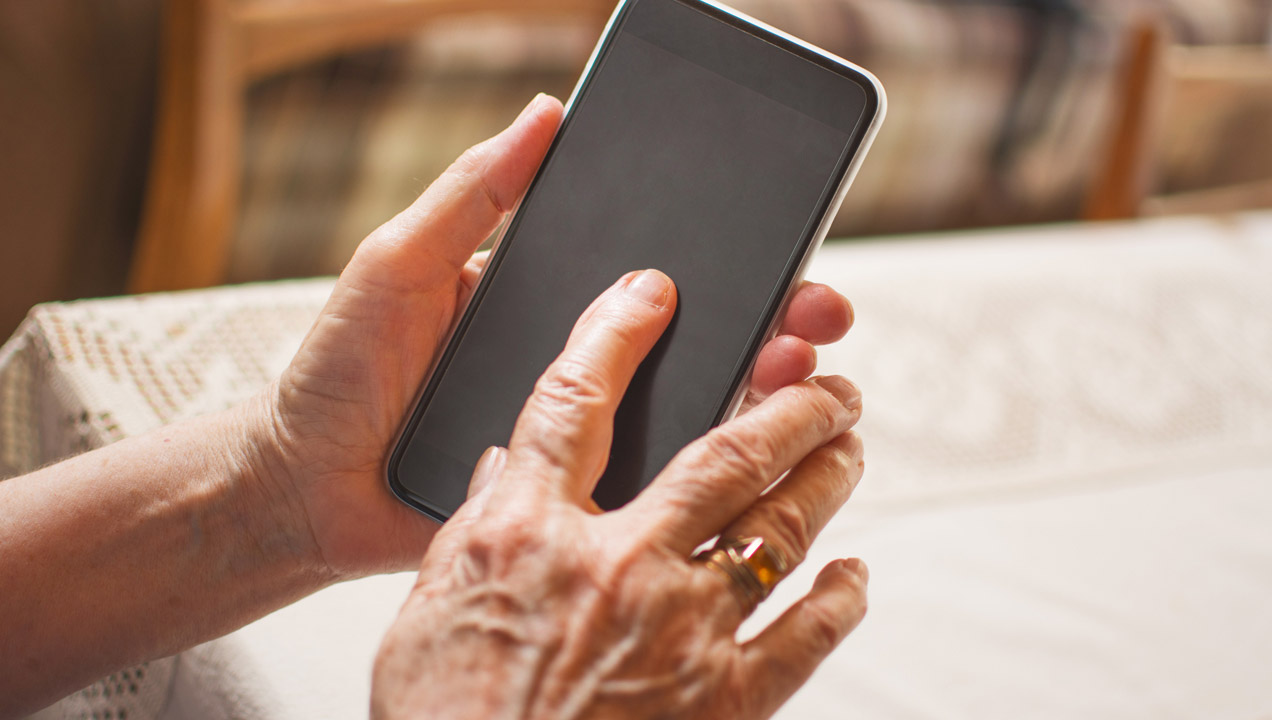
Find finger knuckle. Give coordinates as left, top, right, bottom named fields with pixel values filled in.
left=533, top=357, right=612, bottom=410
left=648, top=472, right=725, bottom=524
left=465, top=515, right=550, bottom=570
left=803, top=601, right=848, bottom=656
left=452, top=145, right=504, bottom=213
left=521, top=360, right=613, bottom=458
left=452, top=144, right=482, bottom=173
left=699, top=426, right=777, bottom=487
left=753, top=499, right=812, bottom=566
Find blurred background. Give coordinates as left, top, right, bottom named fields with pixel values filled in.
left=1, top=0, right=1270, bottom=340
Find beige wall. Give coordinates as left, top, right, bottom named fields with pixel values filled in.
left=0, top=1, right=159, bottom=339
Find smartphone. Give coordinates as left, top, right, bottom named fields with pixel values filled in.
left=387, top=0, right=884, bottom=522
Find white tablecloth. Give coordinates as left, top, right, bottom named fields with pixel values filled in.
left=7, top=213, right=1271, bottom=719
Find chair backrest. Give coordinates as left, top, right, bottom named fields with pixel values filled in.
left=1148, top=44, right=1272, bottom=215
left=129, top=0, right=610, bottom=294
left=1086, top=20, right=1272, bottom=220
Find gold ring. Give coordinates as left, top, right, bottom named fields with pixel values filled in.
left=694, top=536, right=789, bottom=615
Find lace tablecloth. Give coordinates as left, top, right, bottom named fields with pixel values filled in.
left=6, top=212, right=1272, bottom=719
left=2, top=281, right=333, bottom=720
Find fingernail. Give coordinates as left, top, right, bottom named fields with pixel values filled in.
left=467, top=446, right=507, bottom=499
left=517, top=93, right=546, bottom=121
left=842, top=557, right=869, bottom=583
left=837, top=431, right=865, bottom=461
left=626, top=270, right=671, bottom=308
left=815, top=376, right=862, bottom=410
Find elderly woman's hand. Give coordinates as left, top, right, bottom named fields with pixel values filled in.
left=372, top=268, right=866, bottom=719
left=257, top=94, right=856, bottom=583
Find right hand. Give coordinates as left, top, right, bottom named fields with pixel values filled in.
left=373, top=268, right=867, bottom=719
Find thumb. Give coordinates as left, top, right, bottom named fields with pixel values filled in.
left=361, top=93, right=564, bottom=278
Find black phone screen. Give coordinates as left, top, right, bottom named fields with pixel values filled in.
left=389, top=0, right=879, bottom=520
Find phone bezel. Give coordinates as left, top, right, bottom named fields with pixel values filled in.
left=386, top=0, right=887, bottom=522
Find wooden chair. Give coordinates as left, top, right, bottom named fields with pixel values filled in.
left=1085, top=21, right=1272, bottom=220
left=1146, top=44, right=1272, bottom=216
left=129, top=0, right=610, bottom=293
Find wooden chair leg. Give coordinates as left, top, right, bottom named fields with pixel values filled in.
left=129, top=0, right=243, bottom=293
left=1083, top=18, right=1168, bottom=222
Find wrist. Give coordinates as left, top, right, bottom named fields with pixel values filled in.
left=221, top=383, right=340, bottom=590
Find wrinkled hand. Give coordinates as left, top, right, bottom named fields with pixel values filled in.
left=372, top=270, right=867, bottom=720
left=257, top=94, right=856, bottom=582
